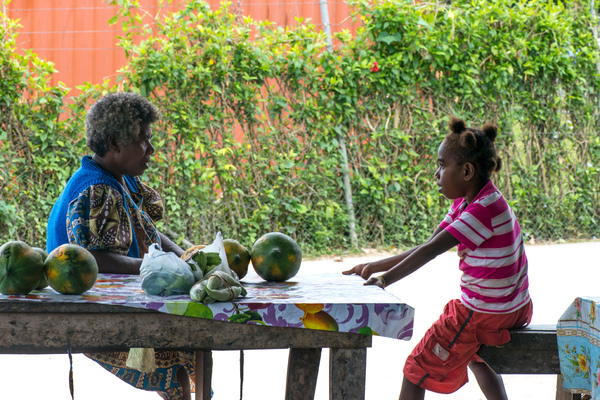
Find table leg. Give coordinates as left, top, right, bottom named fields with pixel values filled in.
left=329, top=347, right=367, bottom=400
left=195, top=351, right=213, bottom=400
left=555, top=375, right=582, bottom=400
left=285, top=348, right=322, bottom=400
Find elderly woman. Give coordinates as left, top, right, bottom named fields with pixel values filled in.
left=47, top=92, right=196, bottom=400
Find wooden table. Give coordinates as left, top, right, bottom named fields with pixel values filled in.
left=0, top=272, right=414, bottom=400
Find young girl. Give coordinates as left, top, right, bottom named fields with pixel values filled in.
left=343, top=116, right=532, bottom=400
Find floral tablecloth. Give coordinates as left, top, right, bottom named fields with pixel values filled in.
left=0, top=271, right=414, bottom=341
left=557, top=296, right=600, bottom=398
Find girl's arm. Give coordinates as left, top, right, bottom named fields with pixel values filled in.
left=364, top=228, right=459, bottom=288
left=342, top=247, right=419, bottom=279
left=343, top=226, right=447, bottom=280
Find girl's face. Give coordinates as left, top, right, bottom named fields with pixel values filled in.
left=434, top=139, right=470, bottom=200
left=113, top=122, right=155, bottom=177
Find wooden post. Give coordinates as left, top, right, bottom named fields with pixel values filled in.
left=195, top=351, right=213, bottom=400
left=329, top=348, right=367, bottom=400
left=285, top=348, right=322, bottom=400
left=555, top=374, right=579, bottom=400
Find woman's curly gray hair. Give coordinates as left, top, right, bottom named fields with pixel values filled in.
left=86, top=92, right=161, bottom=156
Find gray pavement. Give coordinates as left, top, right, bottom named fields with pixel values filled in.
left=1, top=241, right=598, bottom=399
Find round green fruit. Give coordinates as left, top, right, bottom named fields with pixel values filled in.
left=45, top=244, right=99, bottom=295
left=0, top=241, right=45, bottom=295
left=31, top=247, right=49, bottom=289
left=251, top=232, right=302, bottom=282
left=223, top=238, right=251, bottom=279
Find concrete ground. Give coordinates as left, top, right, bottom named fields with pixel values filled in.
left=1, top=241, right=598, bottom=399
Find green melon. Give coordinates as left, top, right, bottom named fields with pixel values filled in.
left=31, top=247, right=49, bottom=289
left=224, top=238, right=251, bottom=279
left=45, top=244, right=98, bottom=295
left=0, top=241, right=45, bottom=295
left=251, top=232, right=302, bottom=282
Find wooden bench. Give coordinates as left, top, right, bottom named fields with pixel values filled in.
left=478, top=325, right=587, bottom=400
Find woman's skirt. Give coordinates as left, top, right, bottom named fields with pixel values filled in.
left=85, top=351, right=195, bottom=400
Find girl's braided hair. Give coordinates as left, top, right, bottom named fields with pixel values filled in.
left=445, top=116, right=502, bottom=183
left=86, top=92, right=160, bottom=156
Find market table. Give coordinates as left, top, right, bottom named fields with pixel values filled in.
left=0, top=271, right=414, bottom=400
left=557, top=296, right=600, bottom=400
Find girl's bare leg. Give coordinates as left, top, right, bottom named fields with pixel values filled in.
left=399, top=376, right=426, bottom=400
left=469, top=360, right=508, bottom=400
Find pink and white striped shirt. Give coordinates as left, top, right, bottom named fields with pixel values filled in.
left=439, top=180, right=530, bottom=314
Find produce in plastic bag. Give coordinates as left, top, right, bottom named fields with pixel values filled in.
left=140, top=244, right=195, bottom=296
left=181, top=232, right=235, bottom=279
left=183, top=245, right=221, bottom=277
left=190, top=271, right=247, bottom=303
left=182, top=246, right=206, bottom=281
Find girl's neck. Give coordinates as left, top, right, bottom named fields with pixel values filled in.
left=464, top=180, right=489, bottom=204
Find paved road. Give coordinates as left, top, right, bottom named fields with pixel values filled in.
left=1, top=241, right=598, bottom=399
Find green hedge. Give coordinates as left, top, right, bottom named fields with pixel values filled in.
left=1, top=0, right=599, bottom=255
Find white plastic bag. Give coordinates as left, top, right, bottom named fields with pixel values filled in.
left=140, top=244, right=195, bottom=296
left=200, top=232, right=234, bottom=276
left=182, top=232, right=237, bottom=280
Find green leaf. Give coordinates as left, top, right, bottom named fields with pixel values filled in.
left=376, top=32, right=402, bottom=44
left=416, top=17, right=432, bottom=31
left=184, top=302, right=214, bottom=318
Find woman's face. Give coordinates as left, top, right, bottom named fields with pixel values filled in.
left=114, top=122, right=155, bottom=177
left=434, top=139, right=469, bottom=200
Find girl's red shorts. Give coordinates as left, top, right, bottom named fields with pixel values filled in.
left=403, top=299, right=533, bottom=394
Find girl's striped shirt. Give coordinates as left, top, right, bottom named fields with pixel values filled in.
left=439, top=180, right=530, bottom=314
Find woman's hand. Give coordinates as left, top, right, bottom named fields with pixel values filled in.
left=342, top=263, right=376, bottom=280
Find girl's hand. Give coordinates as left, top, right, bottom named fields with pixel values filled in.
left=364, top=276, right=385, bottom=288
left=342, top=263, right=374, bottom=280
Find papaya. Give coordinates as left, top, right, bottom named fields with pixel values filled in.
left=251, top=232, right=302, bottom=282
left=223, top=239, right=251, bottom=279
left=45, top=244, right=98, bottom=295
left=0, top=241, right=45, bottom=295
left=301, top=310, right=339, bottom=331
left=31, top=247, right=49, bottom=289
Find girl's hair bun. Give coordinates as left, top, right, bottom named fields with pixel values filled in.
left=449, top=116, right=466, bottom=134
left=460, top=130, right=477, bottom=150
left=482, top=123, right=498, bottom=142
left=444, top=115, right=502, bottom=182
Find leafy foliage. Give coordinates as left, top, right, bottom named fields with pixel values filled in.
left=1, top=0, right=599, bottom=255
left=0, top=13, right=81, bottom=245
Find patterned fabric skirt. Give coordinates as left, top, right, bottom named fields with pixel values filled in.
left=85, top=351, right=196, bottom=400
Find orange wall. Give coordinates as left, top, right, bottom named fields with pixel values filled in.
left=6, top=0, right=360, bottom=95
